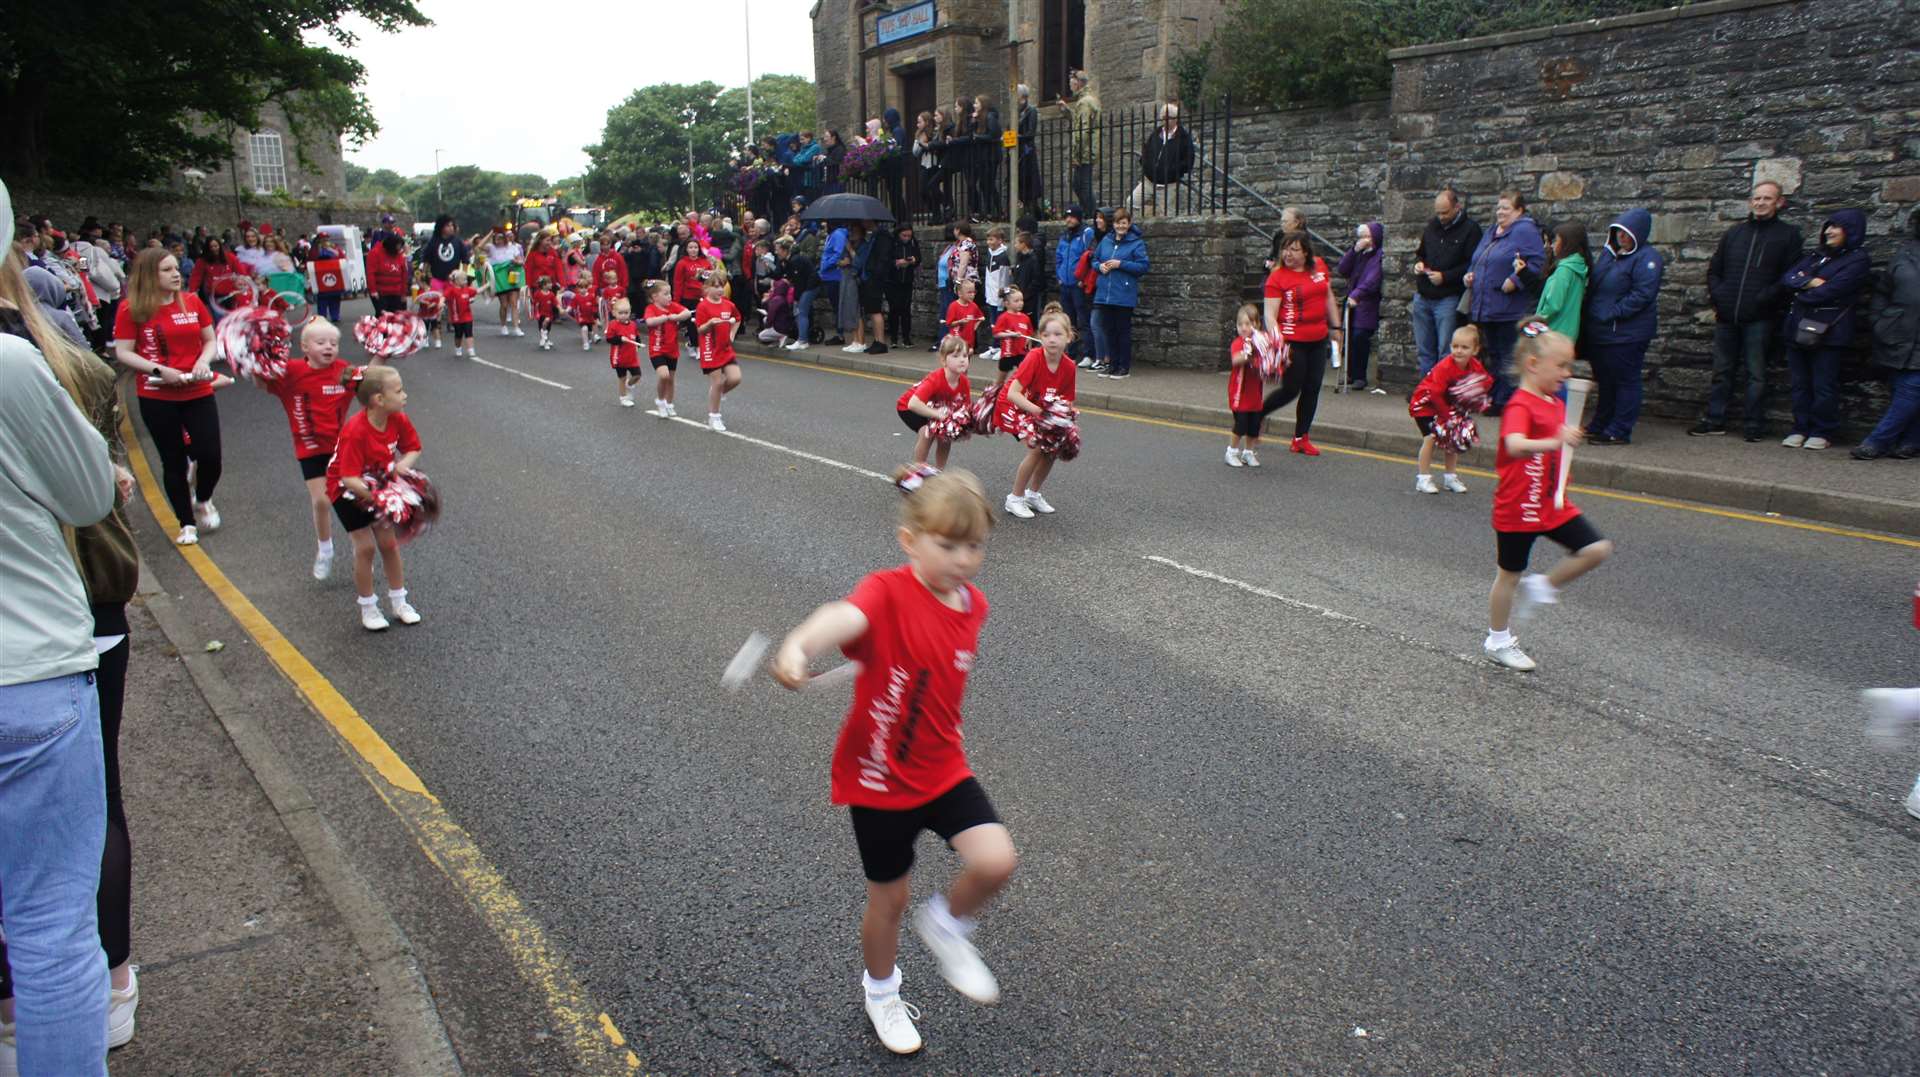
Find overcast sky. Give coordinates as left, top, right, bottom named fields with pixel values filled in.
left=341, top=0, right=816, bottom=184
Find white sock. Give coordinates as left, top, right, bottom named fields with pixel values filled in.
left=1527, top=575, right=1560, bottom=600
left=1443, top=471, right=1459, bottom=481
left=1486, top=628, right=1514, bottom=648
left=357, top=594, right=379, bottom=609
left=863, top=966, right=901, bottom=1000
left=1025, top=489, right=1041, bottom=499
left=388, top=588, right=408, bottom=603
left=316, top=540, right=333, bottom=557
left=928, top=892, right=976, bottom=938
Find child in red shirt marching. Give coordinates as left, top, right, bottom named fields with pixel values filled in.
left=596, top=268, right=627, bottom=331
left=1410, top=324, right=1492, bottom=493
left=1001, top=310, right=1076, bottom=519
left=897, top=335, right=973, bottom=472
left=530, top=277, right=561, bottom=351
left=255, top=319, right=355, bottom=579
left=772, top=470, right=1015, bottom=1057
left=325, top=365, right=425, bottom=632
left=1225, top=303, right=1266, bottom=467
left=606, top=298, right=643, bottom=407
left=569, top=269, right=598, bottom=351
left=987, top=286, right=1033, bottom=394
left=1485, top=322, right=1614, bottom=671
left=693, top=271, right=742, bottom=431
left=943, top=279, right=984, bottom=355
left=443, top=269, right=478, bottom=358
left=642, top=280, right=694, bottom=419
left=411, top=265, right=445, bottom=350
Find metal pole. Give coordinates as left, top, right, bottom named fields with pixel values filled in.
left=1006, top=0, right=1019, bottom=279
left=434, top=148, right=445, bottom=212
left=744, top=0, right=755, bottom=146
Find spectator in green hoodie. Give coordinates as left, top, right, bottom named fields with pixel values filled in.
left=1533, top=220, right=1591, bottom=342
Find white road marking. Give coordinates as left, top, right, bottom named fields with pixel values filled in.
left=668, top=416, right=891, bottom=482
left=466, top=355, right=573, bottom=390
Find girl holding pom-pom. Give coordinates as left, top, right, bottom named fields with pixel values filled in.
left=897, top=334, right=973, bottom=474
left=256, top=318, right=354, bottom=579
left=1224, top=303, right=1266, bottom=468
left=1000, top=309, right=1076, bottom=519
left=1409, top=324, right=1491, bottom=495
left=324, top=365, right=424, bottom=632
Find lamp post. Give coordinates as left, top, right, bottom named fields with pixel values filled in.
left=434, top=148, right=446, bottom=212
left=683, top=107, right=699, bottom=213
left=744, top=0, right=755, bottom=146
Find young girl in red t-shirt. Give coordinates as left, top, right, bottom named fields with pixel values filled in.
left=1224, top=304, right=1266, bottom=468
left=324, top=365, right=425, bottom=632
left=693, top=272, right=742, bottom=431
left=255, top=319, right=354, bottom=579
left=1000, top=310, right=1077, bottom=519
left=443, top=269, right=479, bottom=358
left=568, top=269, right=598, bottom=351
left=771, top=469, right=1013, bottom=1057
left=411, top=264, right=445, bottom=351
left=596, top=267, right=627, bottom=329
left=987, top=286, right=1034, bottom=394
left=943, top=279, right=984, bottom=354
left=642, top=280, right=694, bottom=419
left=897, top=335, right=973, bottom=472
left=606, top=298, right=643, bottom=407
left=1410, top=324, right=1492, bottom=493
left=1485, top=323, right=1614, bottom=672
left=530, top=277, right=560, bottom=351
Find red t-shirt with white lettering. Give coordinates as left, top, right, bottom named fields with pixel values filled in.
left=570, top=288, right=599, bottom=324
left=992, top=311, right=1033, bottom=360
left=1000, top=349, right=1076, bottom=431
left=896, top=368, right=971, bottom=413
left=606, top=318, right=641, bottom=368
left=1493, top=388, right=1579, bottom=532
left=694, top=298, right=740, bottom=370
left=264, top=358, right=353, bottom=459
left=1227, top=335, right=1264, bottom=412
left=945, top=301, right=984, bottom=349
left=530, top=289, right=559, bottom=320
left=831, top=565, right=990, bottom=809
left=645, top=302, right=687, bottom=356
left=115, top=295, right=214, bottom=401
left=1261, top=258, right=1330, bottom=342
left=443, top=285, right=478, bottom=324
left=326, top=410, right=422, bottom=502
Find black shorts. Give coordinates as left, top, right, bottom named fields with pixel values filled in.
left=1415, top=415, right=1437, bottom=437
left=848, top=777, right=1000, bottom=883
left=650, top=354, right=678, bottom=372
left=331, top=495, right=378, bottom=533
left=702, top=359, right=739, bottom=375
left=860, top=284, right=886, bottom=316
left=899, top=408, right=930, bottom=432
left=298, top=454, right=330, bottom=481
left=998, top=353, right=1021, bottom=373
left=614, top=365, right=641, bottom=381
left=1231, top=410, right=1262, bottom=437
left=452, top=320, right=474, bottom=341
left=1496, top=515, right=1604, bottom=573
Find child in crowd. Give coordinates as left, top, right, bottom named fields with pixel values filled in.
left=981, top=227, right=1011, bottom=340
left=606, top=298, right=643, bottom=407
left=1484, top=322, right=1614, bottom=671
left=898, top=334, right=974, bottom=473
left=771, top=469, right=1015, bottom=1057
left=944, top=278, right=984, bottom=356
left=570, top=269, right=599, bottom=351
left=988, top=286, right=1033, bottom=393
left=757, top=277, right=797, bottom=348
left=444, top=269, right=478, bottom=358
left=256, top=318, right=354, bottom=578
left=931, top=224, right=954, bottom=352
left=644, top=279, right=694, bottom=419
left=531, top=276, right=560, bottom=351
left=1225, top=304, right=1265, bottom=468
left=324, top=365, right=425, bottom=632
left=1410, top=324, right=1492, bottom=494
left=412, top=265, right=444, bottom=350
left=311, top=234, right=344, bottom=324
left=694, top=271, right=743, bottom=431
left=1001, top=310, right=1076, bottom=519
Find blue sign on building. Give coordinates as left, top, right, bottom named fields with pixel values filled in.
left=876, top=1, right=937, bottom=45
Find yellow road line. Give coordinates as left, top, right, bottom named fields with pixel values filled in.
left=123, top=412, right=638, bottom=1074
left=742, top=349, right=1920, bottom=549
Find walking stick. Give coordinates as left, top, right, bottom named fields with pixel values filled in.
left=1555, top=378, right=1594, bottom=511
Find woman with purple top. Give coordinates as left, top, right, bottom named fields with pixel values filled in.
left=1336, top=221, right=1385, bottom=391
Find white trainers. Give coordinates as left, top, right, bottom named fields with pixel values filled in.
left=1511, top=573, right=1559, bottom=626
left=1242, top=449, right=1261, bottom=468
left=1414, top=474, right=1439, bottom=494
left=107, top=965, right=139, bottom=1049
left=499, top=325, right=512, bottom=336
left=912, top=903, right=1000, bottom=1004
left=864, top=992, right=923, bottom=1055
left=619, top=396, right=636, bottom=407
left=708, top=414, right=727, bottom=432
left=1077, top=356, right=1095, bottom=368
left=785, top=340, right=809, bottom=351
left=1862, top=688, right=1920, bottom=747
left=582, top=339, right=591, bottom=351
left=1905, top=788, right=1920, bottom=821
left=1004, top=493, right=1034, bottom=519
left=1803, top=436, right=1830, bottom=451
left=389, top=597, right=422, bottom=626
left=1781, top=433, right=1806, bottom=448
left=1025, top=491, right=1056, bottom=515
left=1484, top=638, right=1537, bottom=671
left=843, top=342, right=866, bottom=353
left=1441, top=473, right=1468, bottom=493
left=193, top=500, right=221, bottom=532
left=312, top=547, right=333, bottom=581
left=175, top=524, right=199, bottom=546
left=359, top=600, right=389, bottom=632
left=665, top=403, right=677, bottom=418
left=653, top=401, right=670, bottom=418
left=512, top=325, right=526, bottom=337
left=1226, top=447, right=1244, bottom=467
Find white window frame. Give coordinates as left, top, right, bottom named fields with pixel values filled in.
left=249, top=131, right=288, bottom=194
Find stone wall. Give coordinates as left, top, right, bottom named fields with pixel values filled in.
left=10, top=185, right=412, bottom=240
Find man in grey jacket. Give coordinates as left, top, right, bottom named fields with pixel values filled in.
left=0, top=190, right=118, bottom=1075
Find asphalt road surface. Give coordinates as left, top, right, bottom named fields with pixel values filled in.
left=129, top=302, right=1919, bottom=1075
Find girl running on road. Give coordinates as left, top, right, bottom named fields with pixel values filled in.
left=898, top=334, right=973, bottom=473
left=531, top=277, right=560, bottom=351
left=256, top=319, right=354, bottom=579
left=772, top=469, right=1016, bottom=1057
left=642, top=279, right=693, bottom=419
left=606, top=298, right=643, bottom=407
left=325, top=365, right=425, bottom=632
left=693, top=271, right=742, bottom=431
left=1000, top=309, right=1076, bottom=518
left=1410, top=324, right=1491, bottom=493
left=1484, top=321, right=1614, bottom=671
left=1225, top=304, right=1266, bottom=468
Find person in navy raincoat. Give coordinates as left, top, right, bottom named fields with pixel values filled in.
left=1583, top=207, right=1665, bottom=444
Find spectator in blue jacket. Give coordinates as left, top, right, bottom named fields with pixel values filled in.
left=1779, top=208, right=1872, bottom=450
left=817, top=222, right=848, bottom=345
left=1583, top=207, right=1665, bottom=444
left=1463, top=191, right=1547, bottom=407
left=1336, top=221, right=1385, bottom=390
left=1091, top=207, right=1150, bottom=379
left=1053, top=207, right=1091, bottom=362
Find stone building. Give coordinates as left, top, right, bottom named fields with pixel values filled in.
left=181, top=100, right=349, bottom=203
left=810, top=0, right=1228, bottom=132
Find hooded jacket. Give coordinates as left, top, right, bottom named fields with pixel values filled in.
left=23, top=266, right=89, bottom=346
left=1413, top=210, right=1482, bottom=301
left=1869, top=236, right=1920, bottom=371
left=818, top=226, right=847, bottom=284
left=1707, top=212, right=1802, bottom=325
left=1055, top=223, right=1091, bottom=288
left=1533, top=252, right=1589, bottom=341
left=1779, top=209, right=1872, bottom=349
left=1140, top=124, right=1195, bottom=185
left=1585, top=208, right=1665, bottom=345
left=1092, top=228, right=1150, bottom=308
left=1335, top=222, right=1385, bottom=332
left=366, top=243, right=411, bottom=297
left=1466, top=213, right=1546, bottom=323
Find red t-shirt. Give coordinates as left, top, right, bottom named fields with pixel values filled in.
left=1493, top=389, right=1579, bottom=532
left=592, top=251, right=629, bottom=293
left=606, top=318, right=641, bottom=368
left=597, top=285, right=627, bottom=310
left=674, top=257, right=714, bottom=304
left=265, top=358, right=354, bottom=459
left=992, top=312, right=1033, bottom=359
left=1227, top=336, right=1264, bottom=412
left=326, top=411, right=422, bottom=502
left=530, top=289, right=559, bottom=320
left=945, top=301, right=984, bottom=349
left=1002, top=349, right=1076, bottom=431
left=1262, top=258, right=1331, bottom=342
left=569, top=288, right=599, bottom=323
left=831, top=565, right=990, bottom=809
left=645, top=302, right=688, bottom=356
left=1411, top=356, right=1492, bottom=418
left=695, top=299, right=740, bottom=370
left=443, top=285, right=478, bottom=324
left=896, top=368, right=971, bottom=413
left=116, top=295, right=214, bottom=401
left=525, top=249, right=568, bottom=294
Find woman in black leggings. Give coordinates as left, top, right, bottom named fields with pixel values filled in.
left=1258, top=232, right=1345, bottom=456
left=113, top=247, right=224, bottom=544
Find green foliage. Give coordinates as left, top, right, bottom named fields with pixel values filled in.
left=584, top=75, right=817, bottom=216
left=1213, top=0, right=1692, bottom=108
left=0, top=0, right=430, bottom=185
left=1170, top=42, right=1213, bottom=109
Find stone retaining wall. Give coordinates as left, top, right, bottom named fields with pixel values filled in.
left=10, top=185, right=412, bottom=241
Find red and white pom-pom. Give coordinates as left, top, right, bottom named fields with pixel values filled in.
left=1432, top=411, right=1480, bottom=454
left=362, top=468, right=441, bottom=544
left=1254, top=329, right=1289, bottom=380
left=1020, top=393, right=1081, bottom=460
left=214, top=304, right=292, bottom=381
left=558, top=289, right=578, bottom=319
left=413, top=290, right=444, bottom=321
left=894, top=463, right=940, bottom=495
left=1447, top=370, right=1493, bottom=415
left=354, top=311, right=428, bottom=359
left=926, top=406, right=972, bottom=445
left=209, top=275, right=259, bottom=315
left=968, top=383, right=1003, bottom=436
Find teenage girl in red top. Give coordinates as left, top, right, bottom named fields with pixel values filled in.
left=897, top=334, right=973, bottom=472
left=672, top=239, right=716, bottom=318
left=772, top=470, right=1015, bottom=1057
left=1225, top=304, right=1265, bottom=468
left=1484, top=323, right=1614, bottom=672
left=325, top=365, right=424, bottom=632
left=1259, top=232, right=1345, bottom=457
left=255, top=319, right=354, bottom=579
left=642, top=279, right=693, bottom=419
left=524, top=234, right=567, bottom=309
left=1000, top=309, right=1076, bottom=519
left=112, top=247, right=225, bottom=545
left=187, top=238, right=247, bottom=312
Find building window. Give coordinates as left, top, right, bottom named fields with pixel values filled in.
left=1041, top=0, right=1086, bottom=104
left=249, top=131, right=287, bottom=194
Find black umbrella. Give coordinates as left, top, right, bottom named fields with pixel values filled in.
left=798, top=193, right=894, bottom=225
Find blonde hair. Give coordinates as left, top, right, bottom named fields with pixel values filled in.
left=937, top=333, right=970, bottom=364
left=300, top=317, right=339, bottom=349
left=646, top=279, right=670, bottom=297
left=1234, top=302, right=1259, bottom=328
left=355, top=364, right=401, bottom=405
left=1511, top=319, right=1572, bottom=379
left=901, top=469, right=994, bottom=542
left=611, top=298, right=633, bottom=318
left=125, top=246, right=177, bottom=324
left=0, top=250, right=101, bottom=412
left=1041, top=300, right=1064, bottom=318
left=449, top=268, right=469, bottom=285
left=1035, top=309, right=1073, bottom=338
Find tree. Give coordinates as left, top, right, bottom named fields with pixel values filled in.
left=348, top=167, right=423, bottom=210
left=715, top=74, right=818, bottom=147
left=431, top=166, right=511, bottom=235
left=0, top=0, right=430, bottom=185
left=584, top=82, right=733, bottom=216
